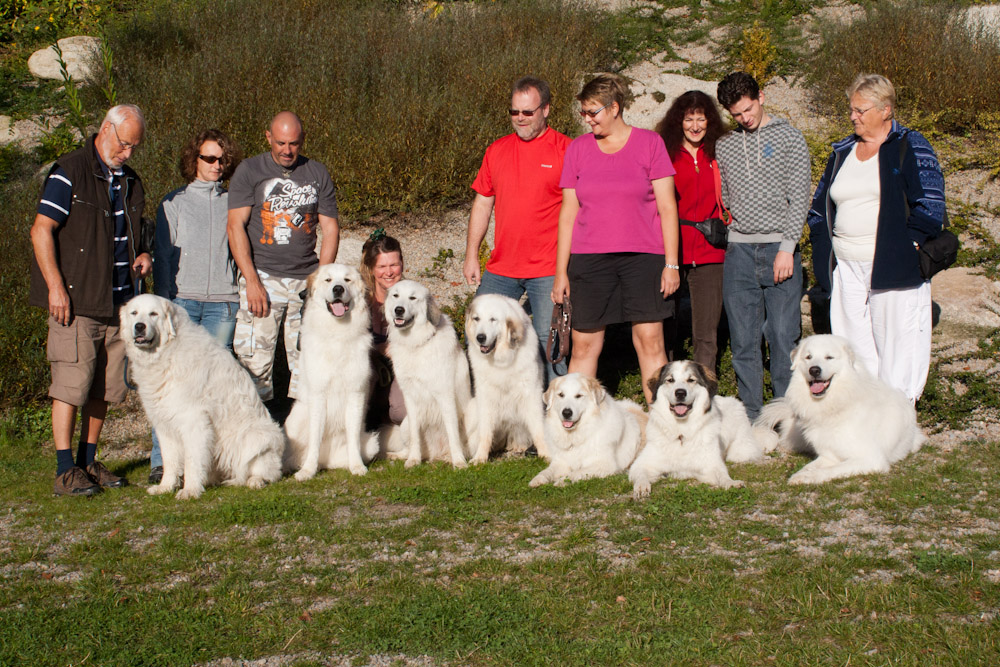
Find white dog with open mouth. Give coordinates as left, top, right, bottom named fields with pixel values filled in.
left=465, top=294, right=549, bottom=462
left=121, top=294, right=284, bottom=499
left=630, top=361, right=765, bottom=497
left=384, top=279, right=474, bottom=468
left=530, top=374, right=645, bottom=487
left=754, top=334, right=925, bottom=485
left=283, top=263, right=380, bottom=480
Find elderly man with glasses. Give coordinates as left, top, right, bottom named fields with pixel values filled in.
left=463, top=76, right=571, bottom=385
left=30, top=104, right=153, bottom=496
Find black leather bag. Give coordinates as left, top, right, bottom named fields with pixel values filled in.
left=918, top=229, right=959, bottom=280
left=680, top=217, right=728, bottom=249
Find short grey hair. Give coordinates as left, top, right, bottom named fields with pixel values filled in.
left=846, top=74, right=895, bottom=114
left=102, top=104, right=146, bottom=133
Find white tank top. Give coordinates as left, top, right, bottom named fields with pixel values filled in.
left=830, top=143, right=881, bottom=262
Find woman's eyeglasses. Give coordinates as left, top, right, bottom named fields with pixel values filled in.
left=579, top=103, right=610, bottom=119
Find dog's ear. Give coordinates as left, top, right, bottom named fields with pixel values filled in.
left=304, top=270, right=317, bottom=300
left=506, top=315, right=524, bottom=348
left=647, top=364, right=668, bottom=403
left=695, top=362, right=718, bottom=400
left=582, top=376, right=607, bottom=411
left=542, top=383, right=555, bottom=412
left=427, top=294, right=442, bottom=325
left=464, top=302, right=476, bottom=337
left=841, top=338, right=865, bottom=371
left=161, top=300, right=177, bottom=342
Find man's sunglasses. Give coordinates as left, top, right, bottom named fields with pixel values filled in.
left=509, top=105, right=543, bottom=117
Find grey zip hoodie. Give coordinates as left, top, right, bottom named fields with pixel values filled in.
left=715, top=116, right=811, bottom=253
left=153, top=179, right=238, bottom=302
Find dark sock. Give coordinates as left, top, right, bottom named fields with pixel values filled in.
left=76, top=441, right=97, bottom=468
left=56, top=449, right=76, bottom=476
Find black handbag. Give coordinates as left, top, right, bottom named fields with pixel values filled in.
left=897, top=139, right=958, bottom=279
left=680, top=217, right=728, bottom=249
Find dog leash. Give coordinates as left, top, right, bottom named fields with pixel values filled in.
left=546, top=300, right=572, bottom=365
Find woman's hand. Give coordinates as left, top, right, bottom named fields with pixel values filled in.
left=660, top=266, right=680, bottom=297
left=551, top=273, right=570, bottom=304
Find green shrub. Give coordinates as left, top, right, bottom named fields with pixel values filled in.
left=106, top=0, right=612, bottom=218
left=809, top=1, right=1000, bottom=132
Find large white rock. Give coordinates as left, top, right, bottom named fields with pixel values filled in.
left=27, top=36, right=100, bottom=82
left=0, top=115, right=13, bottom=145
left=932, top=267, right=1000, bottom=330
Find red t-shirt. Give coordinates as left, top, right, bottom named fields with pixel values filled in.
left=672, top=146, right=726, bottom=266
left=471, top=128, right=570, bottom=278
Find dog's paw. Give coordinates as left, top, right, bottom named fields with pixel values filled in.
left=349, top=464, right=368, bottom=476
left=175, top=486, right=204, bottom=500
left=528, top=473, right=547, bottom=488
left=632, top=481, right=651, bottom=500
left=293, top=467, right=317, bottom=482
left=788, top=469, right=815, bottom=485
left=246, top=476, right=266, bottom=489
left=725, top=478, right=746, bottom=489
left=470, top=452, right=489, bottom=465
left=451, top=457, right=468, bottom=470
left=404, top=456, right=422, bottom=469
left=146, top=483, right=173, bottom=496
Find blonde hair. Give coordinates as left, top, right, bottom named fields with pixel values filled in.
left=577, top=73, right=630, bottom=115
left=847, top=74, right=895, bottom=115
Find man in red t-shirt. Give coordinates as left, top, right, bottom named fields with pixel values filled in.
left=463, top=76, right=571, bottom=383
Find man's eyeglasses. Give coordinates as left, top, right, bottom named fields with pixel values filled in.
left=109, top=122, right=140, bottom=151
left=509, top=105, right=543, bottom=117
left=579, top=103, right=610, bottom=119
left=198, top=154, right=225, bottom=164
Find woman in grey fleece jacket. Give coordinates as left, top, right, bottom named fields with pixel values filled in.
left=149, top=129, right=241, bottom=483
left=153, top=129, right=242, bottom=348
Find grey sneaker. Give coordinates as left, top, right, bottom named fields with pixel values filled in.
left=54, top=467, right=101, bottom=497
left=85, top=461, right=129, bottom=488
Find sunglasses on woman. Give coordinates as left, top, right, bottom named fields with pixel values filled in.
left=198, top=154, right=225, bottom=164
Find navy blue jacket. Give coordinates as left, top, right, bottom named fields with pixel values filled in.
left=807, top=121, right=946, bottom=297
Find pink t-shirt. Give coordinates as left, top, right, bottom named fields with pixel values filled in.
left=559, top=127, right=675, bottom=254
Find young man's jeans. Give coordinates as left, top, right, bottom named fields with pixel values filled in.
left=150, top=299, right=237, bottom=469
left=722, top=242, right=801, bottom=420
left=477, top=270, right=566, bottom=385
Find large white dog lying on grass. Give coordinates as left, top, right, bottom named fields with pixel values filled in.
left=754, top=334, right=925, bottom=485
left=530, top=374, right=645, bottom=487
left=121, top=294, right=284, bottom=499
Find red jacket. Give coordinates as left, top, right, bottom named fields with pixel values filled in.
left=671, top=146, right=725, bottom=266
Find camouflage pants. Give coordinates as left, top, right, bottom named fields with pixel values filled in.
left=233, top=272, right=307, bottom=401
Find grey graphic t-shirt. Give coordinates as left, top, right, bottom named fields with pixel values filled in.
left=228, top=153, right=339, bottom=279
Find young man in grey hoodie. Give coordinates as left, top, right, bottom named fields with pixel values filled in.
left=716, top=72, right=810, bottom=419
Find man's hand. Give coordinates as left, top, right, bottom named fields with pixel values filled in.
left=773, top=250, right=795, bottom=284
left=49, top=284, right=71, bottom=326
left=132, top=252, right=153, bottom=278
left=463, top=256, right=481, bottom=286
left=245, top=279, right=270, bottom=318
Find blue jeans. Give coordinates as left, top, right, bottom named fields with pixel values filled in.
left=477, top=270, right=566, bottom=385
left=150, top=299, right=237, bottom=469
left=722, top=243, right=801, bottom=420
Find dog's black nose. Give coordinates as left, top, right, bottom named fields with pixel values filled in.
left=333, top=284, right=344, bottom=297
left=674, top=388, right=686, bottom=401
left=561, top=408, right=573, bottom=420
left=134, top=322, right=145, bottom=334
left=476, top=333, right=487, bottom=344
left=809, top=366, right=822, bottom=378
left=394, top=306, right=405, bottom=317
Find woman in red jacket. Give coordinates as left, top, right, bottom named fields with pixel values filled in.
left=656, top=90, right=728, bottom=370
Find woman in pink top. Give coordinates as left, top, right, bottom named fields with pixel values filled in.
left=551, top=74, right=681, bottom=404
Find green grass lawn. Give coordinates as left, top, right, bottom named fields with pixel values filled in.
left=1, top=416, right=998, bottom=666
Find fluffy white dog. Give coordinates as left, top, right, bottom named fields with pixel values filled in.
left=465, top=294, right=549, bottom=463
left=384, top=280, right=473, bottom=468
left=121, top=294, right=284, bottom=499
left=630, top=361, right=764, bottom=497
left=283, top=264, right=380, bottom=480
left=530, top=374, right=645, bottom=487
left=754, top=334, right=925, bottom=485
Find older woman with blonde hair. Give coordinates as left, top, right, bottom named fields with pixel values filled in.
left=807, top=74, right=947, bottom=403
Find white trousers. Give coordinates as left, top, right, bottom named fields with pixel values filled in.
left=830, top=259, right=932, bottom=403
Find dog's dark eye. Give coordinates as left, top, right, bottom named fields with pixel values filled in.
left=825, top=355, right=833, bottom=360
left=150, top=311, right=159, bottom=317
left=324, top=277, right=332, bottom=283
left=557, top=391, right=565, bottom=398
left=574, top=394, right=583, bottom=399
left=804, top=353, right=813, bottom=360
left=345, top=277, right=351, bottom=282
left=472, top=316, right=480, bottom=322
left=408, top=296, right=416, bottom=301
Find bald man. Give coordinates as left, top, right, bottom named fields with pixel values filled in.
left=228, top=111, right=340, bottom=405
